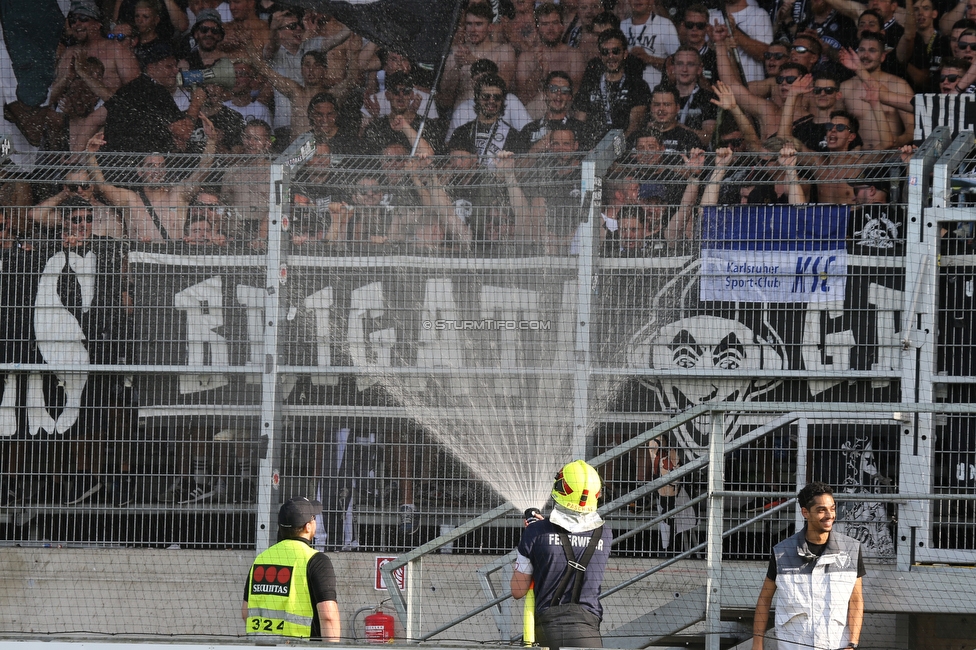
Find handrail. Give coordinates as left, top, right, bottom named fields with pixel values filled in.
left=382, top=400, right=976, bottom=640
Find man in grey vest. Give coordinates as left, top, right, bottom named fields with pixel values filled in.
left=752, top=481, right=864, bottom=650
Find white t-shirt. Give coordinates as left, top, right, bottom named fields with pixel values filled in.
left=708, top=5, right=774, bottom=83
left=224, top=99, right=273, bottom=126
left=173, top=88, right=192, bottom=111
left=620, top=14, right=680, bottom=89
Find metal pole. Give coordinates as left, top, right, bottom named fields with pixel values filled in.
left=574, top=131, right=625, bottom=458
left=572, top=165, right=596, bottom=460
left=705, top=410, right=725, bottom=650
left=409, top=0, right=463, bottom=156
left=901, top=129, right=969, bottom=567
left=405, top=557, right=421, bottom=643
left=255, top=134, right=315, bottom=552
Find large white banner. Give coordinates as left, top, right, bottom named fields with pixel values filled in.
left=700, top=248, right=847, bottom=303
left=699, top=205, right=849, bottom=303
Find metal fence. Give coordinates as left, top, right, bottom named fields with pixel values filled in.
left=376, top=401, right=976, bottom=649
left=1, top=130, right=975, bottom=568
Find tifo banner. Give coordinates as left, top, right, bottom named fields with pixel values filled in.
left=699, top=205, right=849, bottom=303
left=914, top=92, right=976, bottom=141
left=129, top=249, right=266, bottom=399
left=125, top=244, right=906, bottom=410
left=298, top=0, right=462, bottom=68
left=0, top=238, right=128, bottom=437
left=6, top=239, right=907, bottom=419
left=130, top=249, right=579, bottom=406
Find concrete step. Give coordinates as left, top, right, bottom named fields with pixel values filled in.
left=607, top=586, right=706, bottom=648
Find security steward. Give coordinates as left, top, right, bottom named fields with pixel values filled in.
left=242, top=496, right=340, bottom=640
left=511, top=460, right=613, bottom=650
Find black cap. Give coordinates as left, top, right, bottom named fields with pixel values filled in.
left=278, top=496, right=321, bottom=527
left=853, top=165, right=890, bottom=193
left=471, top=58, right=498, bottom=78
left=386, top=71, right=413, bottom=89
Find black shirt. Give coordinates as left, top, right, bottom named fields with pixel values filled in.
left=883, top=17, right=905, bottom=50
left=656, top=123, right=704, bottom=152
left=103, top=73, right=184, bottom=153
left=791, top=115, right=864, bottom=152
left=521, top=115, right=587, bottom=147
left=699, top=46, right=720, bottom=86
left=797, top=9, right=858, bottom=51
left=573, top=59, right=652, bottom=146
left=910, top=31, right=951, bottom=92
left=448, top=119, right=528, bottom=156
left=181, top=49, right=206, bottom=71
left=362, top=115, right=447, bottom=155
left=316, top=131, right=364, bottom=155
left=792, top=114, right=830, bottom=152
left=677, top=86, right=718, bottom=134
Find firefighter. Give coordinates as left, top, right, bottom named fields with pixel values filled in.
left=511, top=460, right=613, bottom=650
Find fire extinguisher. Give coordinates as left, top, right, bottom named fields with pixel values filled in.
left=364, top=605, right=395, bottom=643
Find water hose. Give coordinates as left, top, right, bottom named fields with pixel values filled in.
left=523, top=584, right=535, bottom=646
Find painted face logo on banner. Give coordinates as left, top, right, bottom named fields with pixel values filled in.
left=627, top=261, right=786, bottom=457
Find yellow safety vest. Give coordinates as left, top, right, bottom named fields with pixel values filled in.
left=246, top=539, right=319, bottom=638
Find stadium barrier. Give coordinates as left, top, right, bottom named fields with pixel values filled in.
left=2, top=129, right=976, bottom=646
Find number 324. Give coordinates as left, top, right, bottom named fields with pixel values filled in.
left=250, top=618, right=285, bottom=632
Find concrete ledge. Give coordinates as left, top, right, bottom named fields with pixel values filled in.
left=0, top=549, right=972, bottom=645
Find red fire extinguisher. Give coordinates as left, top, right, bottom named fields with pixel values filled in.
left=364, top=606, right=395, bottom=643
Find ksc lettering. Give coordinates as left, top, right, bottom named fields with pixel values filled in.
left=792, top=255, right=836, bottom=294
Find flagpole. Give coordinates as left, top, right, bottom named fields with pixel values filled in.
left=411, top=0, right=464, bottom=155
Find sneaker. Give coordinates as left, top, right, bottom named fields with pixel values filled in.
left=159, top=478, right=192, bottom=504
left=399, top=504, right=417, bottom=535
left=65, top=475, right=103, bottom=505
left=178, top=481, right=217, bottom=504
left=111, top=477, right=133, bottom=507
left=233, top=478, right=256, bottom=504
left=0, top=479, right=15, bottom=506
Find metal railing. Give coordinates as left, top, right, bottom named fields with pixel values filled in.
left=381, top=401, right=976, bottom=649
left=1, top=129, right=974, bottom=567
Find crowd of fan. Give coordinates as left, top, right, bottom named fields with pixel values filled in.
left=0, top=0, right=948, bottom=256
left=0, top=0, right=941, bottom=517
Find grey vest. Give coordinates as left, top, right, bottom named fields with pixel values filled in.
left=771, top=526, right=862, bottom=650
